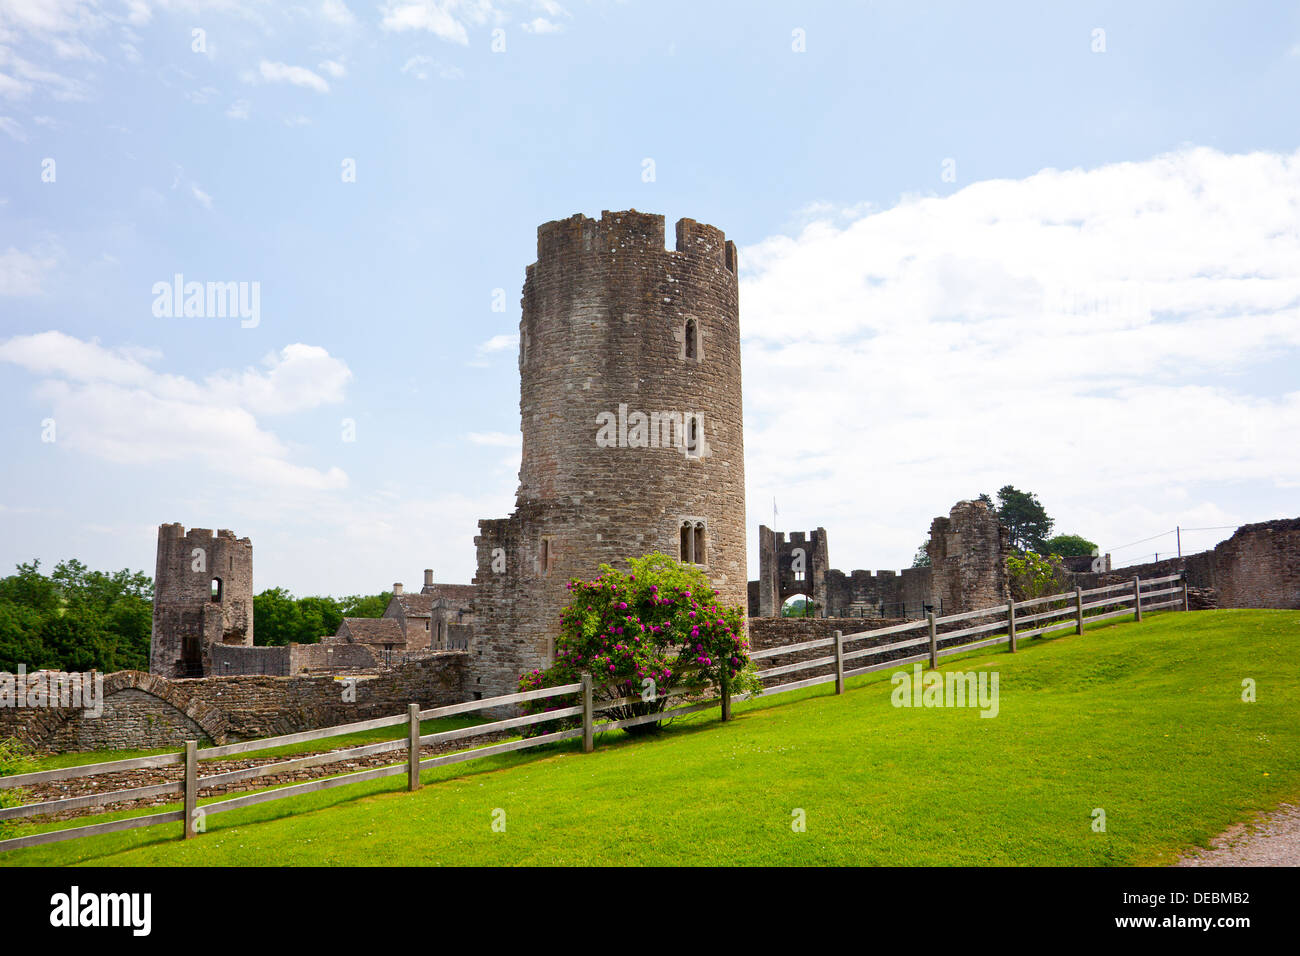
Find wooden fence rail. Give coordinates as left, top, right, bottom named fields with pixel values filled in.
left=0, top=571, right=1191, bottom=853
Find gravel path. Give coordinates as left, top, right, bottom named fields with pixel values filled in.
left=17, top=732, right=512, bottom=824
left=1176, top=803, right=1300, bottom=866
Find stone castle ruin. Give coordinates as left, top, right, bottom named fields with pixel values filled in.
left=471, top=210, right=746, bottom=699
left=151, top=524, right=253, bottom=678
left=7, top=208, right=1299, bottom=752
left=750, top=499, right=1012, bottom=620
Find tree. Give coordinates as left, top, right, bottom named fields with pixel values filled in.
left=0, top=559, right=152, bottom=672
left=1006, top=551, right=1071, bottom=603
left=995, top=485, right=1054, bottom=553
left=338, top=592, right=391, bottom=618
left=252, top=587, right=304, bottom=647
left=1045, top=534, right=1098, bottom=557
left=912, top=536, right=931, bottom=568
left=518, top=553, right=758, bottom=736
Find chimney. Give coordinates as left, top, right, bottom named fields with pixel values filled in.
left=393, top=582, right=403, bottom=595
left=424, top=569, right=434, bottom=587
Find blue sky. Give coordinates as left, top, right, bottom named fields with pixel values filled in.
left=2, top=0, right=1299, bottom=596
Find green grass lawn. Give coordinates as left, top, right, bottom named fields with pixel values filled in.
left=3, top=608, right=1296, bottom=866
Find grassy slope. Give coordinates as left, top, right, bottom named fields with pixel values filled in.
left=3, top=609, right=1296, bottom=866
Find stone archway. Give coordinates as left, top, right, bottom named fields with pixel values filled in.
left=34, top=670, right=234, bottom=751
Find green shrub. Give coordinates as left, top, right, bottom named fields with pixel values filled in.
left=518, top=553, right=759, bottom=737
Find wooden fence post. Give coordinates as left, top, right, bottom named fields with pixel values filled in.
left=927, top=612, right=937, bottom=669
left=1133, top=575, right=1143, bottom=622
left=721, top=667, right=732, bottom=722
left=834, top=629, right=844, bottom=694
left=183, top=740, right=197, bottom=840
left=1074, top=587, right=1084, bottom=635
left=1007, top=600, right=1017, bottom=653
left=407, top=703, right=421, bottom=791
left=1182, top=571, right=1190, bottom=612
left=581, top=673, right=594, bottom=752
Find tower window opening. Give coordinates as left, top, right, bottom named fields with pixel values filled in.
left=210, top=577, right=222, bottom=602
left=684, top=318, right=698, bottom=361
left=685, top=414, right=703, bottom=458
left=680, top=519, right=707, bottom=565
left=539, top=536, right=554, bottom=574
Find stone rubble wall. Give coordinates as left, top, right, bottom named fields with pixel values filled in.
left=0, top=655, right=470, bottom=753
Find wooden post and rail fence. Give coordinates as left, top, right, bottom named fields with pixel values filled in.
left=0, top=571, right=1191, bottom=853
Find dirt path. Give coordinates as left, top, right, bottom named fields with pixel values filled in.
left=1175, top=803, right=1300, bottom=866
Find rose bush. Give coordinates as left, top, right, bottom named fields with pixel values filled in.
left=518, top=553, right=760, bottom=736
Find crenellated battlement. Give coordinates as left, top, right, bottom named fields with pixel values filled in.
left=159, top=523, right=252, bottom=550
left=534, top=209, right=735, bottom=274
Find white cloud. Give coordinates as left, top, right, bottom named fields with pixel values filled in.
left=0, top=113, right=24, bottom=139
left=740, top=146, right=1300, bottom=572
left=257, top=59, right=329, bottom=92
left=400, top=53, right=462, bottom=80
left=319, top=0, right=356, bottom=27
left=0, top=332, right=352, bottom=490
left=380, top=0, right=499, bottom=45
left=0, top=45, right=89, bottom=100
left=317, top=58, right=346, bottom=77
left=0, top=246, right=55, bottom=294
left=477, top=333, right=515, bottom=352
left=225, top=97, right=249, bottom=119
left=520, top=17, right=559, bottom=34
left=190, top=184, right=213, bottom=208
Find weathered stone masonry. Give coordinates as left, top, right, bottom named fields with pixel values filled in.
left=1069, top=518, right=1300, bottom=609
left=0, top=656, right=470, bottom=751
left=151, top=524, right=253, bottom=678
left=472, top=210, right=747, bottom=700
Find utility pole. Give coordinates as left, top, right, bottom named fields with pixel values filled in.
left=1177, top=526, right=1181, bottom=558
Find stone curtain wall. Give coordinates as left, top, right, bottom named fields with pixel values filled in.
left=0, top=655, right=470, bottom=752
left=210, top=643, right=291, bottom=676
left=472, top=210, right=747, bottom=700
left=1069, top=518, right=1300, bottom=609
left=823, top=567, right=935, bottom=618
left=1213, top=519, right=1300, bottom=608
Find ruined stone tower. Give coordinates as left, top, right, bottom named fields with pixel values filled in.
left=150, top=523, right=254, bottom=678
left=756, top=526, right=831, bottom=616
left=473, top=210, right=746, bottom=699
left=927, top=500, right=1010, bottom=614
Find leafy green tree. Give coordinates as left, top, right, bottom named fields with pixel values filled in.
left=1045, top=534, right=1098, bottom=557
left=254, top=589, right=389, bottom=646
left=252, top=587, right=305, bottom=647
left=996, top=485, right=1054, bottom=553
left=912, top=536, right=931, bottom=568
left=0, top=559, right=151, bottom=672
left=781, top=596, right=816, bottom=617
left=338, top=592, right=391, bottom=618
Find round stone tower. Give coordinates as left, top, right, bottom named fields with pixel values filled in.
left=473, top=209, right=746, bottom=699
left=150, top=523, right=254, bottom=678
